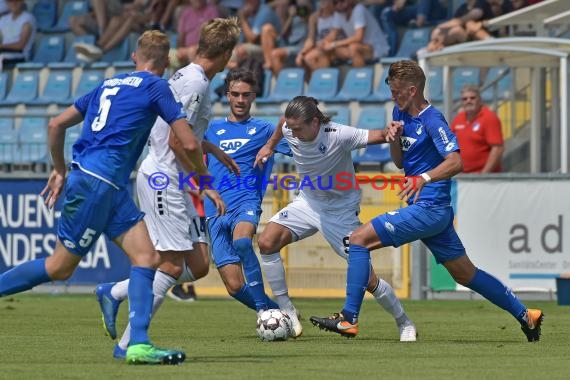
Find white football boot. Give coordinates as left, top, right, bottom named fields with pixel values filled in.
left=399, top=320, right=418, bottom=342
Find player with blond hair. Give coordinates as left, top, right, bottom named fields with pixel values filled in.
left=93, top=18, right=243, bottom=359
left=0, top=29, right=208, bottom=364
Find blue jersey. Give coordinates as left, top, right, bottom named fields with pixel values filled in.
left=204, top=117, right=291, bottom=217
left=393, top=104, right=459, bottom=206
left=72, top=71, right=186, bottom=188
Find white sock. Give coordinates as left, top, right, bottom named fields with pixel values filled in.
left=111, top=279, right=129, bottom=301
left=177, top=264, right=196, bottom=283
left=261, top=253, right=294, bottom=310
left=118, top=270, right=177, bottom=349
left=371, top=278, right=405, bottom=321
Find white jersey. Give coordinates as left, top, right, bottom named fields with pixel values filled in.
left=282, top=121, right=368, bottom=209
left=140, top=63, right=211, bottom=178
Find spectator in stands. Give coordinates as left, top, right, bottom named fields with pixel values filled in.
left=295, top=0, right=339, bottom=80
left=73, top=0, right=164, bottom=63
left=69, top=0, right=125, bottom=38
left=450, top=84, right=504, bottom=173
left=174, top=0, right=220, bottom=68
left=0, top=1, right=8, bottom=17
left=0, top=0, right=36, bottom=69
left=229, top=0, right=281, bottom=67
left=307, top=0, right=389, bottom=71
left=381, top=0, right=448, bottom=56
left=465, top=0, right=518, bottom=41
left=363, top=0, right=391, bottom=22
left=424, top=0, right=493, bottom=52
left=261, top=0, right=311, bottom=77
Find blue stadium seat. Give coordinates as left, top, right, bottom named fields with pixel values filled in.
left=102, top=37, right=131, bottom=63
left=32, top=0, right=58, bottom=32
left=356, top=107, right=387, bottom=130
left=210, top=69, right=229, bottom=103
left=18, top=116, right=48, bottom=163
left=362, top=67, right=391, bottom=103
left=64, top=124, right=82, bottom=163
left=391, top=27, right=432, bottom=59
left=427, top=66, right=443, bottom=102
left=452, top=67, right=480, bottom=100
left=305, top=68, right=339, bottom=102
left=334, top=67, right=374, bottom=102
left=0, top=117, right=18, bottom=164
left=257, top=68, right=305, bottom=104
left=33, top=34, right=66, bottom=64
left=74, top=64, right=106, bottom=98
left=328, top=106, right=350, bottom=125
left=354, top=107, right=390, bottom=164
left=64, top=34, right=96, bottom=63
left=0, top=72, right=8, bottom=102
left=3, top=65, right=41, bottom=105
left=353, top=144, right=392, bottom=165
left=45, top=0, right=89, bottom=33
left=32, top=63, right=75, bottom=106
left=481, top=67, right=512, bottom=101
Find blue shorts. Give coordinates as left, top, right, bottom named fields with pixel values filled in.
left=207, top=203, right=261, bottom=268
left=370, top=202, right=465, bottom=264
left=57, top=170, right=144, bottom=256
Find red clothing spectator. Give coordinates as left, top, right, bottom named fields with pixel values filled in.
left=451, top=85, right=504, bottom=173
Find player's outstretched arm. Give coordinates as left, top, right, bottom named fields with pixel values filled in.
left=202, top=140, right=240, bottom=175
left=386, top=121, right=404, bottom=168
left=254, top=117, right=285, bottom=168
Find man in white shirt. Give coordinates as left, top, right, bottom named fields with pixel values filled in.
left=254, top=96, right=417, bottom=342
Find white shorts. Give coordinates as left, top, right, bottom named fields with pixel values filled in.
left=268, top=195, right=361, bottom=260
left=136, top=171, right=207, bottom=252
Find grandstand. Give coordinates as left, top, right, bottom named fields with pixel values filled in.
left=0, top=0, right=568, bottom=301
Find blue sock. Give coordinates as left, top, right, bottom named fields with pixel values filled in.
left=265, top=296, right=279, bottom=310
left=342, top=244, right=370, bottom=324
left=234, top=238, right=268, bottom=311
left=231, top=283, right=256, bottom=310
left=0, top=258, right=51, bottom=296
left=128, top=266, right=156, bottom=345
left=466, top=268, right=527, bottom=323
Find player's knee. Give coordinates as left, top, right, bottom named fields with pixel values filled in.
left=224, top=276, right=245, bottom=295
left=159, top=260, right=184, bottom=279
left=48, top=266, right=74, bottom=281
left=348, top=228, right=367, bottom=246
left=257, top=235, right=276, bottom=255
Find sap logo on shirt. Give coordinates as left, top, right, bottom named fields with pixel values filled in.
left=219, top=139, right=250, bottom=153
left=400, top=136, right=417, bottom=151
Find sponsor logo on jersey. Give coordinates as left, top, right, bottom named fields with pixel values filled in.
left=324, top=128, right=337, bottom=132
left=415, top=123, right=423, bottom=135
left=246, top=210, right=254, bottom=216
left=400, top=136, right=417, bottom=151
left=216, top=129, right=226, bottom=135
left=438, top=127, right=449, bottom=144
left=384, top=221, right=395, bottom=233
left=445, top=142, right=456, bottom=151
left=219, top=138, right=250, bottom=153
left=279, top=210, right=288, bottom=218
left=247, top=126, right=256, bottom=135
left=319, top=143, right=327, bottom=155
left=472, top=122, right=480, bottom=132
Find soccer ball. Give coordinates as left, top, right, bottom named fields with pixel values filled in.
left=256, top=309, right=292, bottom=342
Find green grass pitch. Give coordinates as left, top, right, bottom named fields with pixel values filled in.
left=0, top=295, right=567, bottom=380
